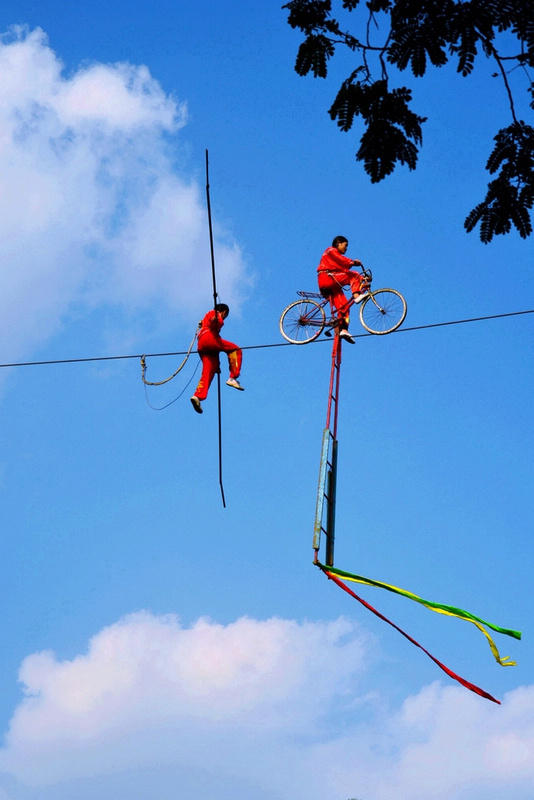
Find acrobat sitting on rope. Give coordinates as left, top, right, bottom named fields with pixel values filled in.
left=190, top=303, right=244, bottom=414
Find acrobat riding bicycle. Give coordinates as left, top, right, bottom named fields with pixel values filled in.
left=279, top=267, right=407, bottom=343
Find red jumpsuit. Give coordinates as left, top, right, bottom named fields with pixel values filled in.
left=193, top=310, right=242, bottom=401
left=317, top=246, right=364, bottom=329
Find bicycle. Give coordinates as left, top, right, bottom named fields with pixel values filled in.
left=279, top=267, right=407, bottom=344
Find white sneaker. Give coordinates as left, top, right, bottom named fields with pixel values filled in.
left=353, top=291, right=370, bottom=304
left=226, top=378, right=244, bottom=391
left=190, top=396, right=203, bottom=413
left=339, top=329, right=355, bottom=344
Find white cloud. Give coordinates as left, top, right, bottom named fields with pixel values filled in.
left=0, top=26, right=249, bottom=365
left=0, top=612, right=367, bottom=787
left=300, top=682, right=534, bottom=800
left=0, top=611, right=533, bottom=800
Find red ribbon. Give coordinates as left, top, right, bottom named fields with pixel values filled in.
left=324, top=568, right=500, bottom=704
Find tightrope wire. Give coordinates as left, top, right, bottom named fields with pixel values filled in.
left=1, top=308, right=532, bottom=370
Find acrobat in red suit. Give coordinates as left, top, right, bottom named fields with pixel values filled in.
left=317, top=235, right=369, bottom=344
left=190, top=303, right=244, bottom=414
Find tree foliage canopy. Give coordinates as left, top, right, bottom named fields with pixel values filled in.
left=283, top=0, right=534, bottom=242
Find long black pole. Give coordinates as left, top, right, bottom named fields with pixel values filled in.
left=205, top=150, right=226, bottom=508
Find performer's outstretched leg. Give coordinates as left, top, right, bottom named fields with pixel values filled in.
left=220, top=339, right=244, bottom=390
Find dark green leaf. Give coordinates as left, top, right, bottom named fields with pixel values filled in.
left=283, top=0, right=332, bottom=33
left=295, top=34, right=336, bottom=76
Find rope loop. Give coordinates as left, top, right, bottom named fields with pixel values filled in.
left=141, top=329, right=198, bottom=386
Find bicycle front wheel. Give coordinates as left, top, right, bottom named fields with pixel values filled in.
left=359, top=289, right=407, bottom=335
left=279, top=299, right=326, bottom=344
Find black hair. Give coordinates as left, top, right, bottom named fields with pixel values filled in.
left=215, top=303, right=230, bottom=315
left=332, top=236, right=348, bottom=248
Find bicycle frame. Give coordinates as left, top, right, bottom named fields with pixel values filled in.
left=302, top=267, right=372, bottom=330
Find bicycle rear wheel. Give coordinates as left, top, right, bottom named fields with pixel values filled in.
left=280, top=299, right=326, bottom=344
left=359, top=289, right=407, bottom=334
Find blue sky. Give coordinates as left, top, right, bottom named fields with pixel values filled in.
left=0, top=2, right=532, bottom=799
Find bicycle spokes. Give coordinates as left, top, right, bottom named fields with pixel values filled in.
left=359, top=289, right=407, bottom=335
left=279, top=299, right=326, bottom=344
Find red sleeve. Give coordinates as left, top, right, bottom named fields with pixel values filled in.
left=201, top=309, right=224, bottom=335
left=318, top=247, right=353, bottom=272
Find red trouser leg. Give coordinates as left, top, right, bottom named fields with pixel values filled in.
left=318, top=275, right=349, bottom=329
left=346, top=271, right=363, bottom=295
left=193, top=351, right=220, bottom=400
left=330, top=285, right=350, bottom=329
left=319, top=271, right=363, bottom=329
left=219, top=339, right=242, bottom=379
